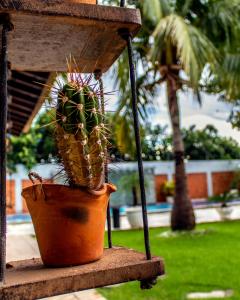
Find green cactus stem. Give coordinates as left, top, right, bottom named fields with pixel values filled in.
left=55, top=79, right=107, bottom=191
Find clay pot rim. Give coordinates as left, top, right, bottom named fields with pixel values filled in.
left=22, top=183, right=116, bottom=197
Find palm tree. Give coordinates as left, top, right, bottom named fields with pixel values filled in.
left=110, top=0, right=240, bottom=230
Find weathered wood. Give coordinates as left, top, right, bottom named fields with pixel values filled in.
left=7, top=71, right=52, bottom=135
left=1, top=247, right=164, bottom=300
left=22, top=73, right=55, bottom=133
left=9, top=102, right=33, bottom=112
left=0, top=1, right=141, bottom=72
left=69, top=0, right=97, bottom=3
left=68, top=0, right=97, bottom=3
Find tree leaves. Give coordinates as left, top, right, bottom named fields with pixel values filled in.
left=152, top=14, right=219, bottom=88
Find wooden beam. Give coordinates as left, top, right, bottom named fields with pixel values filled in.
left=8, top=86, right=39, bottom=99
left=9, top=103, right=33, bottom=113
left=9, top=110, right=29, bottom=119
left=1, top=247, right=164, bottom=300
left=8, top=95, right=36, bottom=107
left=9, top=77, right=43, bottom=91
left=9, top=129, right=20, bottom=136
left=12, top=121, right=24, bottom=129
left=22, top=73, right=55, bottom=133
left=10, top=120, right=25, bottom=127
left=17, top=72, right=51, bottom=82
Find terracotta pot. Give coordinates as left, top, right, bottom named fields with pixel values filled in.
left=22, top=183, right=116, bottom=267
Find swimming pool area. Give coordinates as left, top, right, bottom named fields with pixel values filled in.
left=7, top=203, right=172, bottom=223
left=7, top=214, right=32, bottom=224
left=7, top=199, right=240, bottom=224
left=119, top=199, right=239, bottom=214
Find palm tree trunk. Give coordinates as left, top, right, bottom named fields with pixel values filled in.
left=167, top=78, right=195, bottom=231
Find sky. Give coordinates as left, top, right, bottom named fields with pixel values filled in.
left=103, top=74, right=240, bottom=144
left=38, top=73, right=240, bottom=145
left=152, top=86, right=240, bottom=143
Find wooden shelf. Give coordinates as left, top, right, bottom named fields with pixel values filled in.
left=0, top=1, right=141, bottom=72
left=1, top=247, right=164, bottom=300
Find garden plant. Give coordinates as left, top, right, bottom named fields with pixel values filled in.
left=22, top=66, right=116, bottom=267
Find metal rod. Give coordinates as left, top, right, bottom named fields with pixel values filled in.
left=120, top=0, right=126, bottom=7
left=95, top=70, right=112, bottom=248
left=122, top=31, right=151, bottom=260
left=100, top=78, right=112, bottom=249
left=0, top=16, right=11, bottom=283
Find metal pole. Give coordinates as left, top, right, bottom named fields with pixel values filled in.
left=119, top=30, right=151, bottom=260
left=119, top=2, right=155, bottom=288
left=94, top=70, right=112, bottom=248
left=0, top=14, right=12, bottom=283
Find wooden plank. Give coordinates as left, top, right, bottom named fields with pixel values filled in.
left=9, top=77, right=43, bottom=91
left=8, top=95, right=36, bottom=106
left=16, top=71, right=51, bottom=82
left=1, top=247, right=164, bottom=300
left=22, top=73, right=55, bottom=133
left=9, top=102, right=33, bottom=112
left=0, top=1, right=141, bottom=72
left=66, top=0, right=97, bottom=3
left=69, top=0, right=97, bottom=3
left=9, top=110, right=29, bottom=118
left=7, top=71, right=52, bottom=135
left=8, top=86, right=39, bottom=99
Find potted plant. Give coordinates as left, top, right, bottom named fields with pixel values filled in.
left=118, top=171, right=150, bottom=229
left=208, top=190, right=239, bottom=221
left=161, top=180, right=174, bottom=204
left=22, top=71, right=116, bottom=267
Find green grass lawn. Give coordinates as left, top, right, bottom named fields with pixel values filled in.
left=99, top=221, right=240, bottom=300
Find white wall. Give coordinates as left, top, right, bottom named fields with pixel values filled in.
left=8, top=160, right=240, bottom=213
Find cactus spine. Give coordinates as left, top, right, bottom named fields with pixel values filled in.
left=56, top=78, right=106, bottom=191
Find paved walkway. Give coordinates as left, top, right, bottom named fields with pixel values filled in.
left=44, top=290, right=106, bottom=300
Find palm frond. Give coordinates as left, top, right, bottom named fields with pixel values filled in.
left=222, top=54, right=240, bottom=100
left=176, top=0, right=194, bottom=17
left=152, top=14, right=219, bottom=88
left=113, top=114, right=136, bottom=158
left=204, top=0, right=240, bottom=46
left=139, top=0, right=171, bottom=24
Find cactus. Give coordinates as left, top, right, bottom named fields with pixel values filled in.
left=55, top=76, right=107, bottom=191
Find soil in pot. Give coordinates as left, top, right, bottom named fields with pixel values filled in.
left=22, top=183, right=116, bottom=267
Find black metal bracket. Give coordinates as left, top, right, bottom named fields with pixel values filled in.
left=0, top=13, right=13, bottom=284
left=118, top=28, right=133, bottom=40
left=0, top=13, right=14, bottom=31
left=140, top=277, right=158, bottom=290
left=120, top=0, right=126, bottom=7
left=94, top=69, right=112, bottom=249
left=118, top=27, right=152, bottom=261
